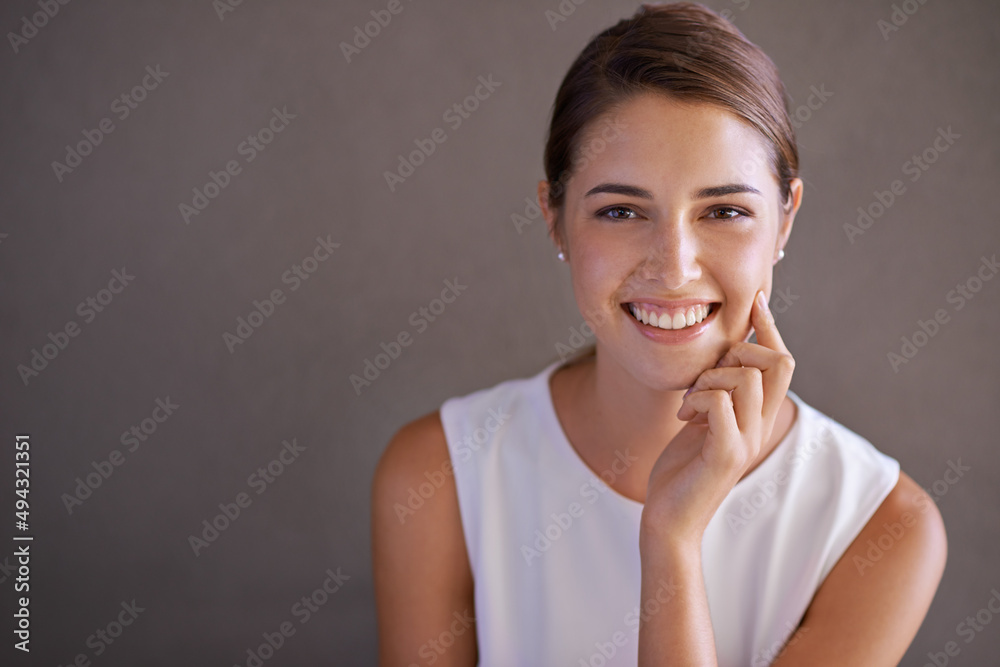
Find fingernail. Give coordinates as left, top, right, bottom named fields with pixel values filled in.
left=757, top=290, right=768, bottom=312
left=683, top=385, right=694, bottom=398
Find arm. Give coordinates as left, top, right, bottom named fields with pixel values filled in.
left=637, top=525, right=717, bottom=664
left=770, top=471, right=947, bottom=665
left=371, top=411, right=478, bottom=666
left=639, top=290, right=792, bottom=664
left=638, top=430, right=947, bottom=665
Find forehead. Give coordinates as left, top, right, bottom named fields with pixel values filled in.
left=571, top=93, right=779, bottom=197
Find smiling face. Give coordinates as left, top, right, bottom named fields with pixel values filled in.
left=541, top=92, right=802, bottom=391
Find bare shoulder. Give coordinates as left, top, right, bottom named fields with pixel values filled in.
left=371, top=410, right=477, bottom=666
left=374, top=410, right=452, bottom=491
left=773, top=470, right=947, bottom=666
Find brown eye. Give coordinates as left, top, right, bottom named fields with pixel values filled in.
left=708, top=206, right=747, bottom=220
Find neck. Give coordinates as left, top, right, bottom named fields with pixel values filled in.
left=575, top=348, right=692, bottom=463
left=558, top=346, right=797, bottom=488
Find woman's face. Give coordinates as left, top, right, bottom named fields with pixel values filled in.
left=541, top=93, right=802, bottom=391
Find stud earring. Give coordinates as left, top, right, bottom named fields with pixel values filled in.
left=776, top=249, right=785, bottom=262
left=557, top=251, right=566, bottom=262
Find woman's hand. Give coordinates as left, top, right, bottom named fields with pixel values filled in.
left=641, top=289, right=796, bottom=548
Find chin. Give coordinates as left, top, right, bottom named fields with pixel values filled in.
left=610, top=342, right=713, bottom=393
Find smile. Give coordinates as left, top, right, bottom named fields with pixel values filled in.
left=623, top=302, right=718, bottom=331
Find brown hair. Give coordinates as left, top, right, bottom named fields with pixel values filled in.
left=543, top=1, right=799, bottom=238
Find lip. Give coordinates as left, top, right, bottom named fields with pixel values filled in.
left=621, top=300, right=720, bottom=344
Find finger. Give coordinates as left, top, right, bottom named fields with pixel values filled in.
left=749, top=289, right=789, bottom=355
left=678, top=389, right=751, bottom=472
left=714, top=340, right=789, bottom=374
left=677, top=367, right=763, bottom=436
left=709, top=345, right=792, bottom=432
left=678, top=388, right=738, bottom=435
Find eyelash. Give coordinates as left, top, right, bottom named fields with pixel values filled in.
left=595, top=205, right=752, bottom=222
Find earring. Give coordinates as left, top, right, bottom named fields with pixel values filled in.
left=557, top=251, right=566, bottom=262
left=776, top=249, right=785, bottom=262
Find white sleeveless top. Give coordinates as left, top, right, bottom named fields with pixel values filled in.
left=439, top=360, right=900, bottom=667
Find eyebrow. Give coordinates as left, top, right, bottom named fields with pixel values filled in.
left=583, top=182, right=763, bottom=199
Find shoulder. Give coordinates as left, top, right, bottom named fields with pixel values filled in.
left=771, top=470, right=947, bottom=665
left=781, top=395, right=944, bottom=578
left=375, top=409, right=448, bottom=475
left=851, top=470, right=948, bottom=579
left=371, top=410, right=478, bottom=663
left=372, top=409, right=455, bottom=526
left=781, top=392, right=900, bottom=493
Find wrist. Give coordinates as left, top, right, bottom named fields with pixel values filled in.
left=638, top=514, right=703, bottom=561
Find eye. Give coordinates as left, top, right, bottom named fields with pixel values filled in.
left=596, top=205, right=640, bottom=221
left=706, top=206, right=751, bottom=220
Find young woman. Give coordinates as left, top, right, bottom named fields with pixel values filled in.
left=372, top=3, right=946, bottom=665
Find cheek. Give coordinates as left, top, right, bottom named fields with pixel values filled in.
left=707, top=235, right=775, bottom=322
left=569, top=241, right=633, bottom=328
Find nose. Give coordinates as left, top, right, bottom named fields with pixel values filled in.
left=641, top=217, right=701, bottom=290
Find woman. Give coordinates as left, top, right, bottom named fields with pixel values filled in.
left=372, top=3, right=946, bottom=665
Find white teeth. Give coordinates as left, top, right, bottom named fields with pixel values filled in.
left=628, top=303, right=712, bottom=330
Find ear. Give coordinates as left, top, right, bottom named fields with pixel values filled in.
left=776, top=177, right=803, bottom=257
left=537, top=179, right=564, bottom=252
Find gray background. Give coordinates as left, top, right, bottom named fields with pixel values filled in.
left=0, top=0, right=997, bottom=664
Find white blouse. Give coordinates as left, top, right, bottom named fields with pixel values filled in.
left=439, top=360, right=899, bottom=666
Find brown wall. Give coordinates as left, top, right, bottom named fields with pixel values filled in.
left=1, top=0, right=997, bottom=664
